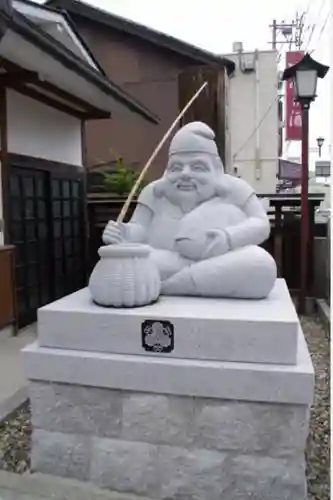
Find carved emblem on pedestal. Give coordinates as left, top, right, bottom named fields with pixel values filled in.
left=142, top=320, right=174, bottom=353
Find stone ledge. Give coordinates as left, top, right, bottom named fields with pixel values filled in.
left=0, top=386, right=28, bottom=425
left=37, top=279, right=299, bottom=365
left=23, top=326, right=314, bottom=405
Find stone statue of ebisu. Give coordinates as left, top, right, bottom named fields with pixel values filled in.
left=103, top=122, right=277, bottom=299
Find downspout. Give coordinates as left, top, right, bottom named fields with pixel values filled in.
left=0, top=0, right=13, bottom=244
left=254, top=49, right=261, bottom=183
left=0, top=0, right=13, bottom=41
left=224, top=69, right=232, bottom=174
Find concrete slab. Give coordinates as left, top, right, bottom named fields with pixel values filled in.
left=37, top=279, right=299, bottom=365
left=0, top=324, right=36, bottom=422
left=22, top=326, right=314, bottom=405
left=0, top=326, right=14, bottom=341
left=0, top=471, right=153, bottom=499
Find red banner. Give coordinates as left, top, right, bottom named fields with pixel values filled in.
left=285, top=51, right=304, bottom=141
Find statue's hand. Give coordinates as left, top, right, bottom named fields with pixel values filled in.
left=203, top=229, right=230, bottom=258
left=175, top=228, right=231, bottom=261
left=102, top=220, right=125, bottom=245
left=175, top=234, right=206, bottom=261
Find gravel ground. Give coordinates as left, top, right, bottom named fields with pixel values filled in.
left=303, top=315, right=330, bottom=500
left=0, top=316, right=329, bottom=499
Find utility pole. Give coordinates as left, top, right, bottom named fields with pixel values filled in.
left=295, top=11, right=305, bottom=50
left=269, top=14, right=305, bottom=52
left=271, top=19, right=277, bottom=49
left=271, top=12, right=306, bottom=165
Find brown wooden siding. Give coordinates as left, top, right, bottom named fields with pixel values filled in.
left=69, top=15, right=207, bottom=179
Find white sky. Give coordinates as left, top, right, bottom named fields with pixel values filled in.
left=78, top=0, right=331, bottom=168
left=38, top=0, right=331, bottom=168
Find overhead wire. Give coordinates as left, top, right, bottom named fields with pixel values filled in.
left=310, top=10, right=330, bottom=53
left=300, top=1, right=315, bottom=48
left=281, top=2, right=328, bottom=159
left=233, top=5, right=323, bottom=164
left=303, top=0, right=327, bottom=51
left=233, top=44, right=284, bottom=162
left=233, top=96, right=279, bottom=161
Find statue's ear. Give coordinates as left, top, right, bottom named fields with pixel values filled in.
left=153, top=179, right=165, bottom=198
left=215, top=180, right=229, bottom=197
left=213, top=156, right=225, bottom=174
left=260, top=197, right=270, bottom=213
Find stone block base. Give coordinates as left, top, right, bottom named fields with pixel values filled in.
left=29, top=381, right=308, bottom=500
left=37, top=279, right=299, bottom=365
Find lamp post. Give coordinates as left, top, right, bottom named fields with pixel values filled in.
left=282, top=53, right=329, bottom=313
left=316, top=136, right=325, bottom=157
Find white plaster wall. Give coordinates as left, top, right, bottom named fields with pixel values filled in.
left=6, top=89, right=82, bottom=166
left=225, top=50, right=279, bottom=194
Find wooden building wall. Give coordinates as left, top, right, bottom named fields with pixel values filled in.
left=68, top=15, right=228, bottom=179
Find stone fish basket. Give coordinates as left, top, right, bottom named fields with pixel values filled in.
left=88, top=243, right=161, bottom=307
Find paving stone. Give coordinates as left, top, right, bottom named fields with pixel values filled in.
left=0, top=489, right=48, bottom=500
left=0, top=471, right=154, bottom=500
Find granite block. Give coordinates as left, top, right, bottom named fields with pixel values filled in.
left=90, top=438, right=157, bottom=496
left=122, top=393, right=195, bottom=446
left=192, top=399, right=310, bottom=455
left=155, top=444, right=229, bottom=500
left=224, top=454, right=307, bottom=500
left=29, top=382, right=122, bottom=438
left=31, top=429, right=90, bottom=481
left=90, top=438, right=229, bottom=500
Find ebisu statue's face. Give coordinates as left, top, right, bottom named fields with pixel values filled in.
left=163, top=153, right=217, bottom=211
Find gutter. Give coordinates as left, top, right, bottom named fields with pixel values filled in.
left=0, top=0, right=159, bottom=123
left=254, top=49, right=261, bottom=181
left=0, top=0, right=12, bottom=41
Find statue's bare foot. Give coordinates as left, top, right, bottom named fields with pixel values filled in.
left=161, top=246, right=277, bottom=299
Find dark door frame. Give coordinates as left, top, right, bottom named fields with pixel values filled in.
left=7, top=153, right=87, bottom=328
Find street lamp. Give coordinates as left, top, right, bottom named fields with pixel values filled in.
left=316, top=136, right=325, bottom=157
left=282, top=53, right=329, bottom=313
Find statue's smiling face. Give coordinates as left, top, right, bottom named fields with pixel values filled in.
left=164, top=153, right=217, bottom=209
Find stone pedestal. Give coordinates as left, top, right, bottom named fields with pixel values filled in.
left=22, top=279, right=314, bottom=500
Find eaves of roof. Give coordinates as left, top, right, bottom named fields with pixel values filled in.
left=0, top=0, right=159, bottom=123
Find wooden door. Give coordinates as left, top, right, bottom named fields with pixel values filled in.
left=9, top=167, right=51, bottom=327
left=50, top=173, right=86, bottom=301
left=8, top=163, right=86, bottom=328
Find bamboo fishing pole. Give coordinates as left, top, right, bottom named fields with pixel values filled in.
left=116, top=81, right=208, bottom=224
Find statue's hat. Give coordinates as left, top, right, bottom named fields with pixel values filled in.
left=169, top=122, right=219, bottom=157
